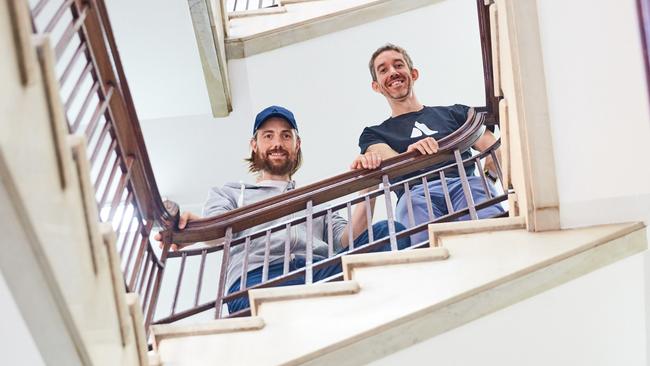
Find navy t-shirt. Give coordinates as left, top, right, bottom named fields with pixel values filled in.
left=358, top=104, right=475, bottom=186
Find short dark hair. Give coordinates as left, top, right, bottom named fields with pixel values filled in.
left=368, top=43, right=414, bottom=82
left=244, top=131, right=303, bottom=178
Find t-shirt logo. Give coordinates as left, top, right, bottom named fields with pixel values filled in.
left=410, top=121, right=438, bottom=138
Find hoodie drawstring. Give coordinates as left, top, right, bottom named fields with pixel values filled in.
left=237, top=181, right=245, bottom=208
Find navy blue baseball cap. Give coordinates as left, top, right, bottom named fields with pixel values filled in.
left=253, top=105, right=298, bottom=135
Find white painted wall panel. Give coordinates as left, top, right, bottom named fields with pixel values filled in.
left=370, top=252, right=648, bottom=366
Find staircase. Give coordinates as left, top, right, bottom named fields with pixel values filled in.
left=2, top=0, right=649, bottom=365
left=149, top=221, right=646, bottom=365
left=1, top=1, right=148, bottom=364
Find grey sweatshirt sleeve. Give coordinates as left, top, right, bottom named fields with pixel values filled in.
left=202, top=186, right=237, bottom=217
left=327, top=212, right=348, bottom=252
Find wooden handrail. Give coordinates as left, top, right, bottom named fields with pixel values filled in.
left=164, top=110, right=486, bottom=244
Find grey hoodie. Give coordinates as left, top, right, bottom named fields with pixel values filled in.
left=202, top=180, right=347, bottom=291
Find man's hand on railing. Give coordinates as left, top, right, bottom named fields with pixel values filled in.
left=154, top=211, right=202, bottom=251
left=406, top=137, right=439, bottom=155
left=350, top=151, right=383, bottom=170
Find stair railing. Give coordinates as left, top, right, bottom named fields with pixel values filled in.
left=29, top=0, right=177, bottom=330
left=153, top=109, right=509, bottom=322
left=26, top=0, right=504, bottom=330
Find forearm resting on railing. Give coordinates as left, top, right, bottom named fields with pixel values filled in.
left=340, top=186, right=378, bottom=248
left=472, top=130, right=501, bottom=178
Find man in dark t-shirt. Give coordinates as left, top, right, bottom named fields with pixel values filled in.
left=350, top=44, right=504, bottom=245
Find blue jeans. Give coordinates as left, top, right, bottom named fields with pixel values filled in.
left=227, top=220, right=410, bottom=313
left=396, top=176, right=504, bottom=245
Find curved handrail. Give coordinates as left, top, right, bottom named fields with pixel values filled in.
left=163, top=109, right=486, bottom=244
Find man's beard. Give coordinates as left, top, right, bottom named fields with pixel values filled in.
left=253, top=148, right=297, bottom=176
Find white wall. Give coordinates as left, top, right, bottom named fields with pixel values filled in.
left=105, top=0, right=211, bottom=120
left=370, top=252, right=648, bottom=366
left=134, top=0, right=486, bottom=210
left=0, top=271, right=45, bottom=366
left=536, top=0, right=650, bottom=229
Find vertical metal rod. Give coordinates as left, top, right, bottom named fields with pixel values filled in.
left=346, top=202, right=354, bottom=250
left=64, top=61, right=93, bottom=111
left=118, top=215, right=136, bottom=257
left=215, top=227, right=233, bottom=319
left=364, top=196, right=374, bottom=243
left=305, top=200, right=314, bottom=284
left=241, top=236, right=250, bottom=288
left=141, top=263, right=156, bottom=313
left=326, top=210, right=334, bottom=257
left=123, top=223, right=143, bottom=276
left=490, top=149, right=505, bottom=190
left=283, top=224, right=291, bottom=274
left=59, top=42, right=87, bottom=86
left=70, top=80, right=98, bottom=132
left=439, top=171, right=454, bottom=214
left=97, top=159, right=120, bottom=209
left=113, top=191, right=133, bottom=236
left=137, top=251, right=152, bottom=293
left=381, top=175, right=398, bottom=251
left=128, top=233, right=149, bottom=290
left=53, top=5, right=87, bottom=60
left=402, top=182, right=415, bottom=228
left=475, top=157, right=493, bottom=199
left=43, top=0, right=74, bottom=33
left=170, top=253, right=187, bottom=315
left=421, top=177, right=435, bottom=221
left=454, top=150, right=478, bottom=220
left=262, top=230, right=271, bottom=282
left=84, top=88, right=113, bottom=139
left=194, top=249, right=207, bottom=307
left=90, top=123, right=111, bottom=165
left=93, top=140, right=116, bottom=189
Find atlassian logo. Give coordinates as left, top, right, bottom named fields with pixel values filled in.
left=410, top=121, right=438, bottom=138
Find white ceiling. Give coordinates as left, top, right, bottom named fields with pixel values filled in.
left=104, top=0, right=486, bottom=213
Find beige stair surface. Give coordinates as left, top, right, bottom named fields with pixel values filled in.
left=152, top=222, right=645, bottom=365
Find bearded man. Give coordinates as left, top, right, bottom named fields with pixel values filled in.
left=162, top=105, right=410, bottom=314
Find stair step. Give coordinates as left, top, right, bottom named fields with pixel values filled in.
left=250, top=280, right=360, bottom=316
left=343, top=247, right=449, bottom=281
left=151, top=316, right=265, bottom=350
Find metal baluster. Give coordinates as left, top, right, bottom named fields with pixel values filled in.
left=475, top=157, right=493, bottom=199
left=170, top=252, right=187, bottom=315
left=215, top=227, right=233, bottom=319
left=305, top=200, right=314, bottom=284
left=59, top=42, right=87, bottom=86
left=490, top=149, right=505, bottom=190
left=194, top=249, right=207, bottom=307
left=326, top=210, right=334, bottom=257
left=421, top=176, right=434, bottom=221
left=454, top=150, right=478, bottom=220
left=381, top=175, right=398, bottom=251
left=262, top=230, right=271, bottom=282
left=346, top=202, right=354, bottom=250
left=439, top=171, right=454, bottom=214
left=283, top=224, right=291, bottom=274
left=241, top=236, right=250, bottom=288
left=402, top=182, right=415, bottom=228
left=364, top=195, right=374, bottom=244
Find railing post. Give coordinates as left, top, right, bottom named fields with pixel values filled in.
left=215, top=227, right=233, bottom=319
left=381, top=175, right=398, bottom=251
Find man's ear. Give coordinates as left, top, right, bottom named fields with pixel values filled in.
left=295, top=136, right=301, bottom=151
left=371, top=80, right=381, bottom=93
left=411, top=67, right=419, bottom=81
left=250, top=138, right=257, bottom=153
